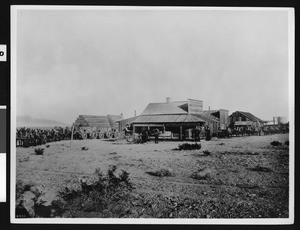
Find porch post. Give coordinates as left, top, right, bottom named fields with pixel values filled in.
left=180, top=126, right=182, bottom=140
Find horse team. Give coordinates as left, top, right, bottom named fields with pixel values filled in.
left=217, top=123, right=289, bottom=139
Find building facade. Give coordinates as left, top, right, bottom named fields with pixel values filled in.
left=229, top=111, right=266, bottom=128
left=118, top=98, right=221, bottom=139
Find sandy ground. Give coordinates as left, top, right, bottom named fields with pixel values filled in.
left=16, top=134, right=289, bottom=218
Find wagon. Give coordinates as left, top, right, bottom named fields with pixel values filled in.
left=73, top=126, right=119, bottom=140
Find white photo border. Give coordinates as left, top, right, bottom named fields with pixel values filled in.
left=10, top=5, right=295, bottom=225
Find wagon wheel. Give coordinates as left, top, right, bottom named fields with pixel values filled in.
left=90, top=131, right=97, bottom=139
left=106, top=131, right=113, bottom=139
left=112, top=131, right=119, bottom=139
left=81, top=133, right=88, bottom=140
left=98, top=132, right=105, bottom=139
left=126, top=134, right=134, bottom=143
left=135, top=134, right=142, bottom=143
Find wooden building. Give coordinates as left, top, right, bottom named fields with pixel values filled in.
left=229, top=111, right=266, bottom=128
left=118, top=98, right=220, bottom=139
left=202, top=109, right=229, bottom=130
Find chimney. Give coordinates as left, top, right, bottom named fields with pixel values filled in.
left=166, top=97, right=171, bottom=103
left=134, top=110, right=137, bottom=117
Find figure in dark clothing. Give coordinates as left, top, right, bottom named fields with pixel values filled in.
left=124, top=124, right=132, bottom=135
left=193, top=127, right=201, bottom=142
left=152, top=128, right=160, bottom=144
left=205, top=126, right=211, bottom=141
left=141, top=130, right=148, bottom=143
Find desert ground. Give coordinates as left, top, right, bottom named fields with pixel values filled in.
left=16, top=134, right=289, bottom=218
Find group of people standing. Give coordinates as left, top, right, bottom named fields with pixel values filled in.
left=124, top=124, right=212, bottom=144
left=124, top=124, right=160, bottom=144
left=192, top=125, right=211, bottom=142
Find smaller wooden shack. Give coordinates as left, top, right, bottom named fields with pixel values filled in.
left=202, top=109, right=229, bottom=130
left=229, top=111, right=266, bottom=128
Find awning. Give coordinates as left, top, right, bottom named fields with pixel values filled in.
left=132, top=114, right=205, bottom=124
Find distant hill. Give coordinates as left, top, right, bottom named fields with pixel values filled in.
left=17, top=115, right=70, bottom=128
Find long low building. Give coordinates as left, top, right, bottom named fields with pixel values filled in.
left=118, top=98, right=220, bottom=139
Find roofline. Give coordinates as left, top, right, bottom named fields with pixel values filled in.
left=132, top=121, right=205, bottom=124
left=139, top=113, right=188, bottom=116
left=230, top=111, right=265, bottom=122
left=203, top=109, right=229, bottom=112
left=187, top=98, right=203, bottom=102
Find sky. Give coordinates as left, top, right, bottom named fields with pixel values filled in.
left=15, top=8, right=292, bottom=124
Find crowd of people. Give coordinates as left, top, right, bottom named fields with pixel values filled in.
left=16, top=127, right=72, bottom=147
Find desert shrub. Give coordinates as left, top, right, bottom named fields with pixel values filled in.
left=220, top=151, right=258, bottom=156
left=270, top=141, right=282, bottom=146
left=202, top=150, right=211, bottom=156
left=30, top=189, right=52, bottom=217
left=146, top=168, right=174, bottom=177
left=176, top=143, right=201, bottom=150
left=34, top=147, right=44, bottom=155
left=248, top=165, right=272, bottom=173
left=56, top=166, right=134, bottom=215
left=285, top=140, right=289, bottom=146
left=15, top=181, right=52, bottom=218
left=81, top=147, right=89, bottom=151
left=191, top=168, right=214, bottom=180
left=16, top=181, right=32, bottom=218
left=46, top=144, right=50, bottom=148
left=219, top=143, right=225, bottom=146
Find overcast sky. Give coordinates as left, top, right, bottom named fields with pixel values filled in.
left=16, top=8, right=291, bottom=124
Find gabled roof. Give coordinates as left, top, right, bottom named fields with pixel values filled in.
left=169, top=101, right=188, bottom=107
left=140, top=103, right=188, bottom=116
left=193, top=114, right=220, bottom=123
left=202, top=110, right=219, bottom=118
left=231, top=111, right=265, bottom=123
left=132, top=114, right=205, bottom=124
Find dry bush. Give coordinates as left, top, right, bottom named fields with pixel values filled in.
left=248, top=165, right=272, bottom=173
left=146, top=168, right=174, bottom=177
left=16, top=181, right=52, bottom=218
left=285, top=140, right=289, bottom=146
left=55, top=166, right=134, bottom=216
left=34, top=147, right=44, bottom=155
left=270, top=141, right=282, bottom=146
left=202, top=150, right=211, bottom=156
left=191, top=168, right=214, bottom=180
left=176, top=143, right=201, bottom=150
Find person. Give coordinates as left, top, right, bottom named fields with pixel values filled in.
left=141, top=130, right=148, bottom=143
left=152, top=128, right=160, bottom=144
left=124, top=124, right=132, bottom=135
left=205, top=125, right=211, bottom=141
left=193, top=127, right=201, bottom=142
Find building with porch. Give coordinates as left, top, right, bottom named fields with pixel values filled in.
left=118, top=98, right=220, bottom=140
